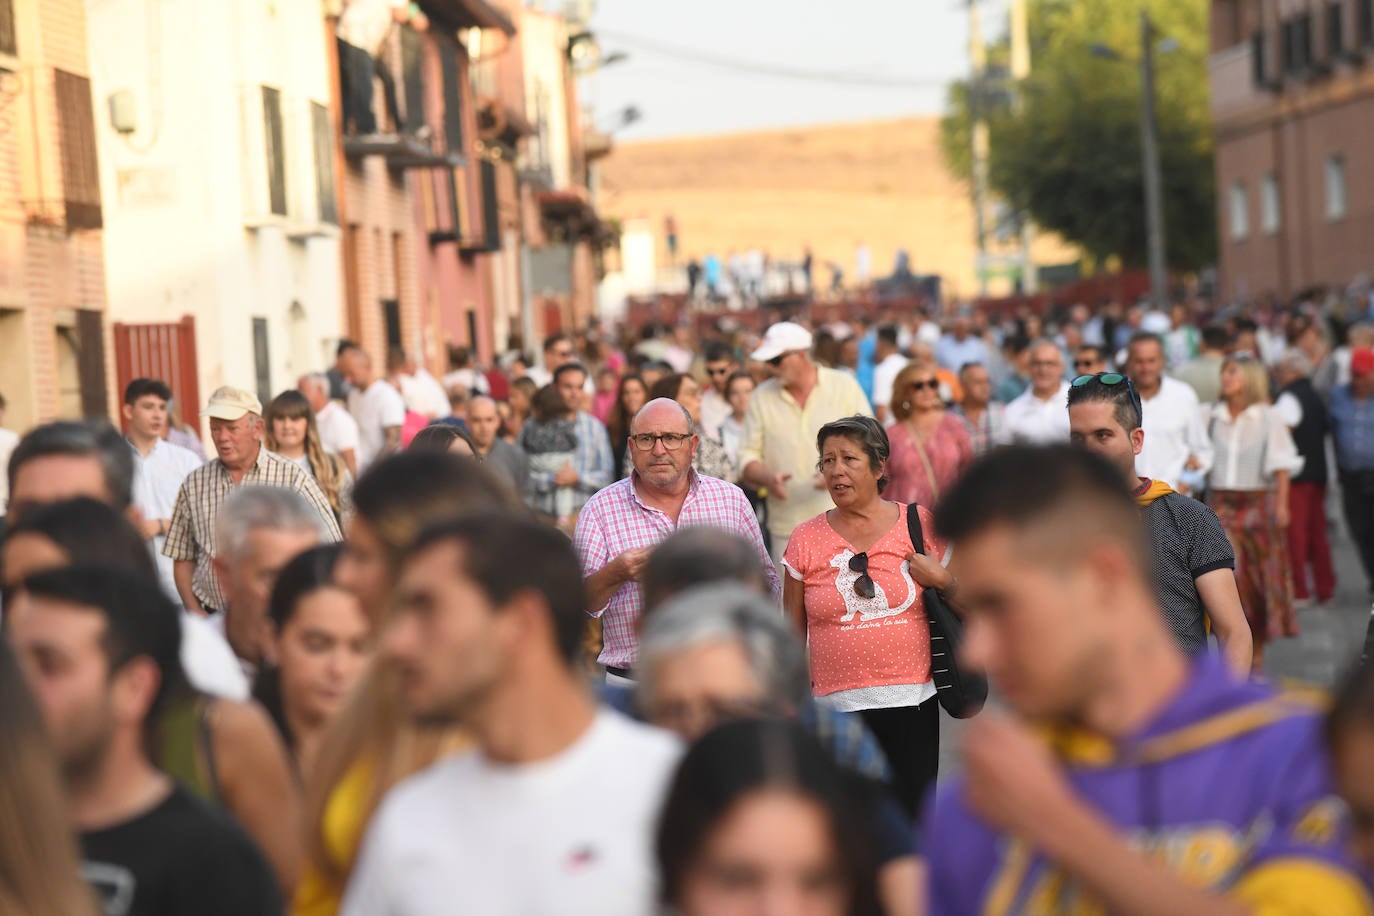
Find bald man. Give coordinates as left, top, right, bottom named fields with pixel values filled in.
left=574, top=398, right=777, bottom=683
left=466, top=396, right=528, bottom=496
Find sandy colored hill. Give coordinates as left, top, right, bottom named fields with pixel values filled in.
left=599, top=117, right=1074, bottom=299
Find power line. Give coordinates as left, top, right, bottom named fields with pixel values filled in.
left=595, top=29, right=952, bottom=90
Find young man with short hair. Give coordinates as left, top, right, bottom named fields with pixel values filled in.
left=7, top=565, right=282, bottom=915
left=925, top=447, right=1361, bottom=914
left=1068, top=373, right=1250, bottom=673
left=699, top=341, right=737, bottom=437
left=338, top=346, right=406, bottom=471
left=342, top=514, right=681, bottom=915
left=123, top=378, right=204, bottom=599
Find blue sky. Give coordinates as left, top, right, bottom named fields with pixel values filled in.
left=584, top=0, right=999, bottom=140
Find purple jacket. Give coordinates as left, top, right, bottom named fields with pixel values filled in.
left=925, top=655, right=1371, bottom=914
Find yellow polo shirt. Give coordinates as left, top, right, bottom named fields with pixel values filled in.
left=739, top=366, right=873, bottom=538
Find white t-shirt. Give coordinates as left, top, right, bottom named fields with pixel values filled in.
left=871, top=353, right=910, bottom=409
left=341, top=710, right=681, bottom=916
left=1000, top=381, right=1072, bottom=445
left=315, top=401, right=360, bottom=460
left=0, top=426, right=20, bottom=515
left=129, top=438, right=204, bottom=599
left=1135, top=376, right=1213, bottom=489
left=180, top=613, right=249, bottom=700
left=441, top=368, right=490, bottom=396
left=348, top=380, right=407, bottom=472
left=400, top=369, right=451, bottom=419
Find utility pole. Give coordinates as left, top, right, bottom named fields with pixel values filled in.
left=969, top=0, right=990, bottom=297
left=1009, top=0, right=1037, bottom=294
left=1140, top=10, right=1168, bottom=310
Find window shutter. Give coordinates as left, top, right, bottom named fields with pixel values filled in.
left=311, top=101, right=338, bottom=224
left=54, top=70, right=102, bottom=230
left=76, top=309, right=108, bottom=418
left=262, top=86, right=287, bottom=216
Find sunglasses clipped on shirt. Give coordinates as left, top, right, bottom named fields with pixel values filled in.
left=1071, top=372, right=1143, bottom=421
left=849, top=552, right=876, bottom=599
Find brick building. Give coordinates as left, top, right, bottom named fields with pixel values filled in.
left=0, top=0, right=110, bottom=432
left=1210, top=0, right=1374, bottom=301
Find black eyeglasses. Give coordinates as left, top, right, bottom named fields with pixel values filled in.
left=909, top=380, right=940, bottom=391
left=1072, top=372, right=1143, bottom=420
left=630, top=432, right=693, bottom=451
left=849, top=552, right=876, bottom=599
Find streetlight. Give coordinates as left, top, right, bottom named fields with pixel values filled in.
left=1091, top=10, right=1169, bottom=312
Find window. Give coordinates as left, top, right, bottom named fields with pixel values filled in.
left=1328, top=2, right=1346, bottom=56
left=1326, top=154, right=1348, bottom=219
left=400, top=27, right=426, bottom=134
left=480, top=159, right=500, bottom=250
left=0, top=0, right=15, bottom=56
left=1251, top=31, right=1269, bottom=86
left=1229, top=181, right=1250, bottom=240
left=382, top=300, right=402, bottom=349
left=311, top=102, right=338, bottom=225
left=1260, top=174, right=1281, bottom=233
left=1283, top=13, right=1314, bottom=73
left=438, top=37, right=464, bottom=154
left=252, top=318, right=271, bottom=408
left=261, top=86, right=287, bottom=216
left=54, top=70, right=102, bottom=229
left=1361, top=0, right=1374, bottom=45
left=76, top=309, right=107, bottom=418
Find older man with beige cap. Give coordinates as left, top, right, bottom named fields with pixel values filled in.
left=163, top=386, right=342, bottom=617
left=739, top=321, right=872, bottom=567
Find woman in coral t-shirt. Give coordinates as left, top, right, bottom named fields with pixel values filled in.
left=782, top=415, right=954, bottom=816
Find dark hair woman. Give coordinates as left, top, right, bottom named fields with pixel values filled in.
left=656, top=719, right=882, bottom=916
left=408, top=423, right=476, bottom=457
left=607, top=373, right=649, bottom=479
left=648, top=373, right=737, bottom=482
left=781, top=415, right=952, bottom=817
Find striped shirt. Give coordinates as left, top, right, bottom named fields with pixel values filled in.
left=953, top=403, right=1005, bottom=456
left=574, top=471, right=780, bottom=668
left=163, top=446, right=343, bottom=611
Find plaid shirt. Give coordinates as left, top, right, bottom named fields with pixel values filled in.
left=574, top=471, right=780, bottom=668
left=526, top=411, right=614, bottom=515
left=163, top=446, right=343, bottom=610
left=954, top=402, right=1005, bottom=456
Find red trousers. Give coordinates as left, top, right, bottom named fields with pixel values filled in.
left=1287, top=481, right=1336, bottom=602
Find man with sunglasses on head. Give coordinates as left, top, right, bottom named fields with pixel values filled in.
left=1067, top=372, right=1252, bottom=675
left=739, top=321, right=873, bottom=568
left=575, top=398, right=778, bottom=686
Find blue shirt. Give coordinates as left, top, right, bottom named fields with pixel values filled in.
left=933, top=335, right=989, bottom=373
left=526, top=411, right=614, bottom=512
left=1329, top=385, right=1374, bottom=471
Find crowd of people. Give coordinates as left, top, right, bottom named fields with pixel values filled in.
left=4, top=293, right=1374, bottom=914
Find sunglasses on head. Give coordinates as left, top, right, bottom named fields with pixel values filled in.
left=1071, top=372, right=1143, bottom=419
left=909, top=379, right=939, bottom=392
left=849, top=552, right=876, bottom=599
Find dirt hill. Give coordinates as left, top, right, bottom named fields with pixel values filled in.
left=598, top=116, right=1072, bottom=299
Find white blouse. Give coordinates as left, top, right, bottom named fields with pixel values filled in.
left=1205, top=402, right=1303, bottom=491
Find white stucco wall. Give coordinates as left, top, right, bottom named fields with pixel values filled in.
left=85, top=0, right=341, bottom=428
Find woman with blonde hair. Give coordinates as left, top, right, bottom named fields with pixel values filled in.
left=0, top=639, right=99, bottom=915
left=883, top=361, right=974, bottom=508
left=266, top=389, right=352, bottom=522
left=1206, top=354, right=1303, bottom=672
left=293, top=451, right=522, bottom=916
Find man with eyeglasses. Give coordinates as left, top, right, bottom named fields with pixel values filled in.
left=699, top=342, right=738, bottom=439
left=739, top=322, right=873, bottom=568
left=1000, top=340, right=1072, bottom=445
left=1067, top=372, right=1251, bottom=675
left=574, top=398, right=778, bottom=685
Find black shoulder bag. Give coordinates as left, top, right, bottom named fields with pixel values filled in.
left=907, top=504, right=987, bottom=719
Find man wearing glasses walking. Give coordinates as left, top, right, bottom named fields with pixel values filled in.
left=575, top=398, right=778, bottom=685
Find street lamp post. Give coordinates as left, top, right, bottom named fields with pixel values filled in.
left=1139, top=11, right=1168, bottom=312
left=1092, top=12, right=1169, bottom=311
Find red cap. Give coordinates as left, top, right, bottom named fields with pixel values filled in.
left=1352, top=348, right=1374, bottom=376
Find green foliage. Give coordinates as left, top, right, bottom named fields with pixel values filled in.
left=939, top=0, right=1216, bottom=271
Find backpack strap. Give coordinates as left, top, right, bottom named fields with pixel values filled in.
left=906, top=503, right=927, bottom=557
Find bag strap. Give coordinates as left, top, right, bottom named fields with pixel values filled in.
left=910, top=422, right=941, bottom=503
left=905, top=502, right=927, bottom=557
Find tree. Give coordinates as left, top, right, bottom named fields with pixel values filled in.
left=939, top=0, right=1215, bottom=271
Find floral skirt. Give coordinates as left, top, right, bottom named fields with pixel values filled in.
left=1208, top=489, right=1298, bottom=645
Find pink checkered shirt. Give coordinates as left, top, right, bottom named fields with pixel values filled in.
left=574, top=471, right=780, bottom=668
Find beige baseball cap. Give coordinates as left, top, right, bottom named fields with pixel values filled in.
left=200, top=386, right=263, bottom=421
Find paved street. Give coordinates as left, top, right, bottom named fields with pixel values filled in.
left=936, top=510, right=1371, bottom=779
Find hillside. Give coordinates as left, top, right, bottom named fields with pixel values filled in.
left=598, top=117, right=1073, bottom=299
